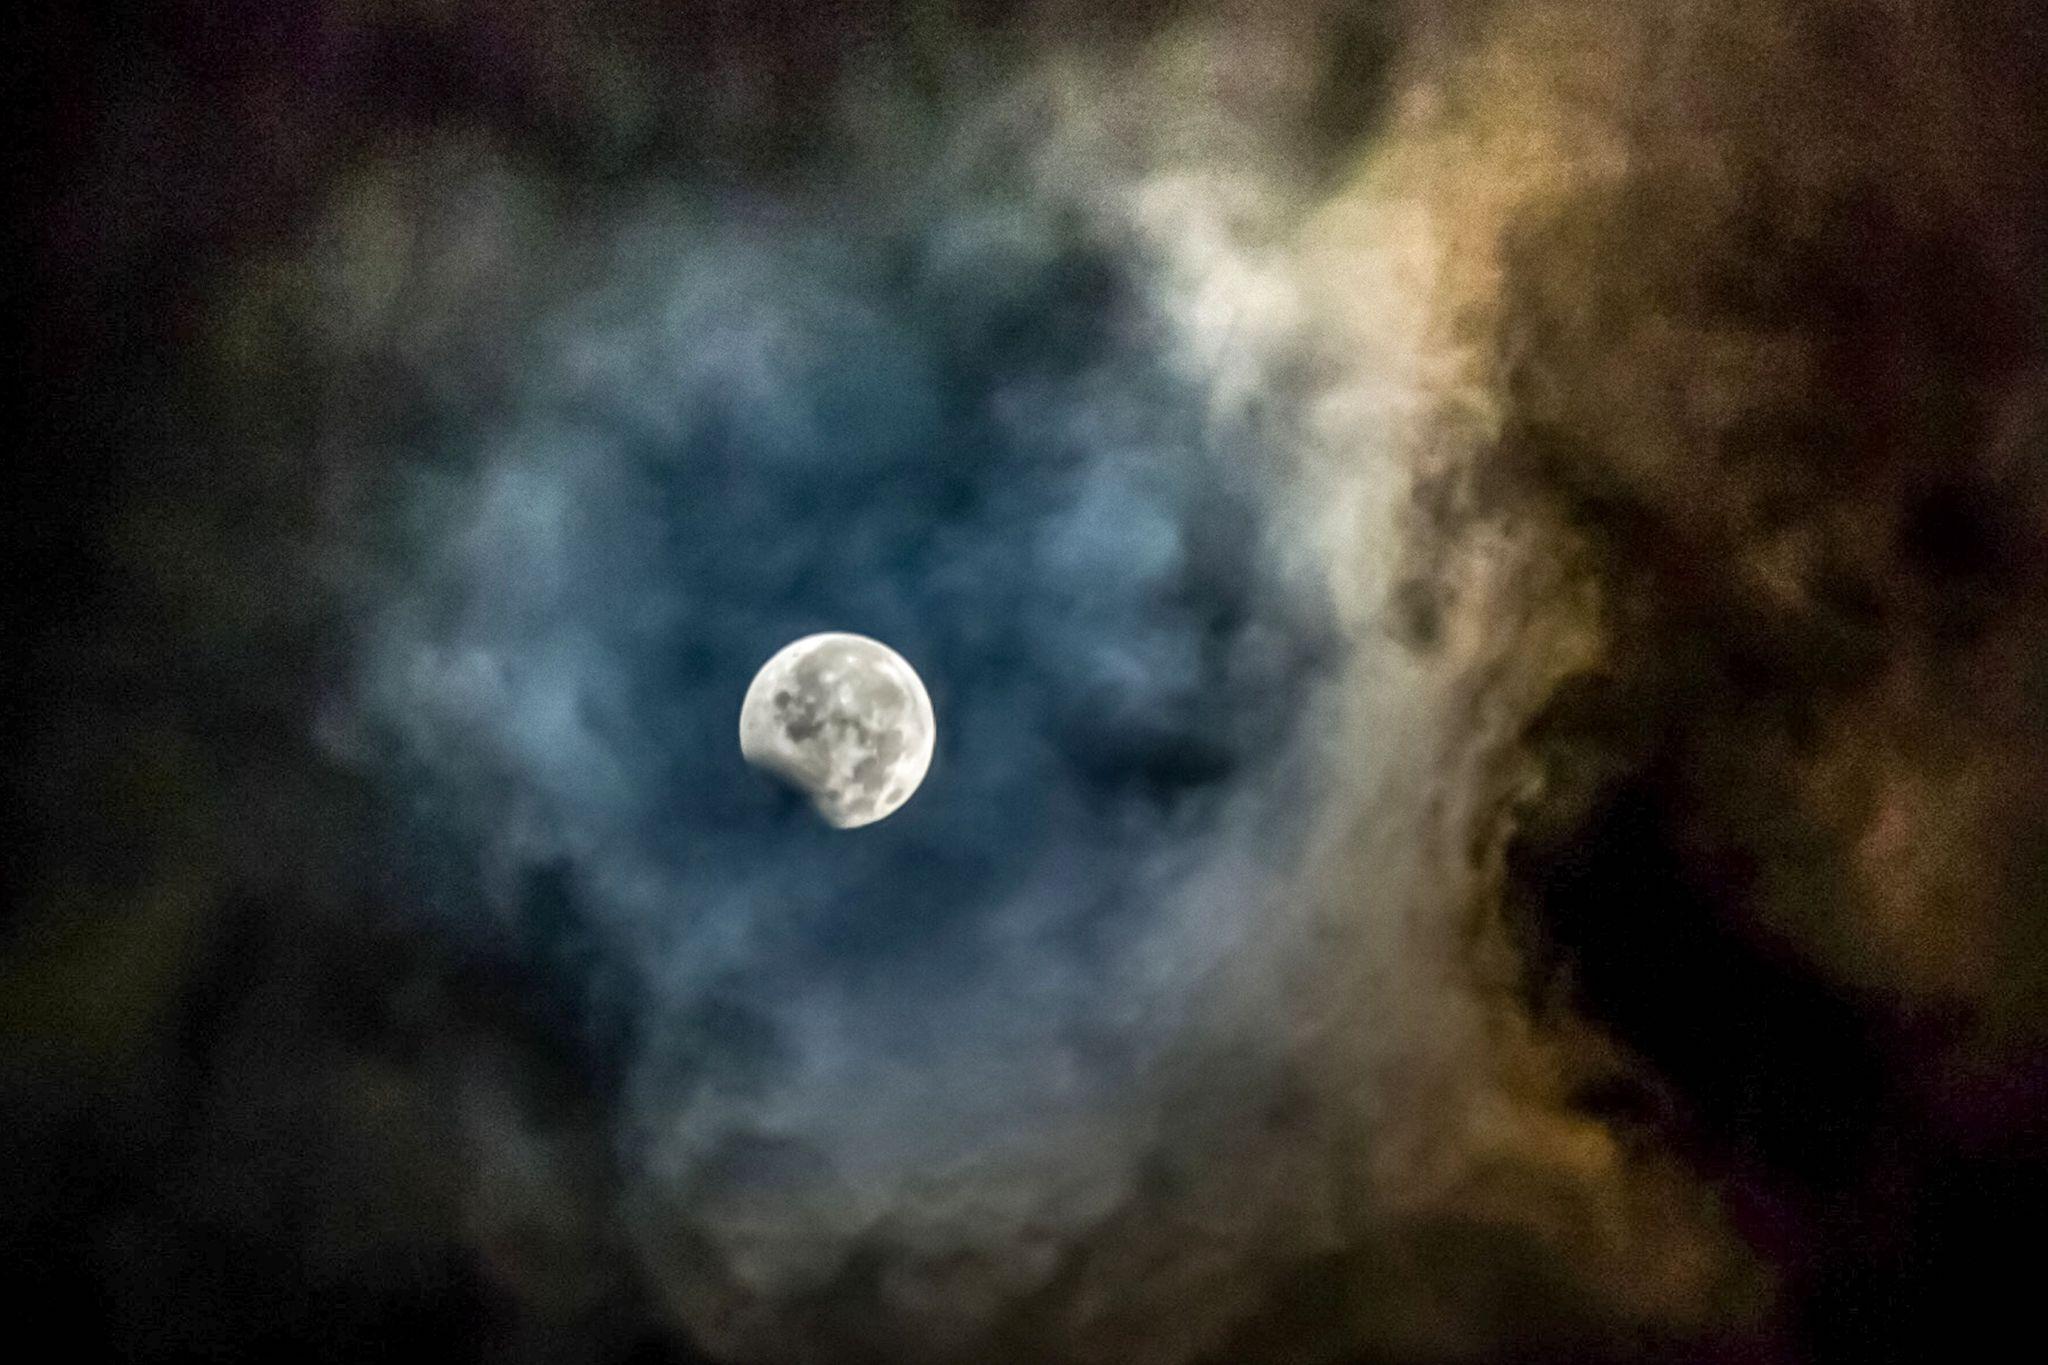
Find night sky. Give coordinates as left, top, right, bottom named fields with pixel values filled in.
left=7, top=3, right=2047, bottom=1362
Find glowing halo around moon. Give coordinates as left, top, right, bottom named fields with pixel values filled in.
left=738, top=633, right=936, bottom=828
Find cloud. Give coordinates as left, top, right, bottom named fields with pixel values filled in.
left=288, top=7, right=1784, bottom=1360
left=43, top=0, right=2046, bottom=1360
left=299, top=39, right=1372, bottom=1361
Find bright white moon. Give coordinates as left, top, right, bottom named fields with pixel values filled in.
left=738, top=633, right=936, bottom=828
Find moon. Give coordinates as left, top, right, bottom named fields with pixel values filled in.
left=738, top=633, right=936, bottom=828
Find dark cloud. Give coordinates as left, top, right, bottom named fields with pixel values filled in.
left=1480, top=1, right=2048, bottom=1358
left=7, top=2, right=2042, bottom=1362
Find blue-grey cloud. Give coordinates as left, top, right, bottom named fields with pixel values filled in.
left=308, top=75, right=1360, bottom=1353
